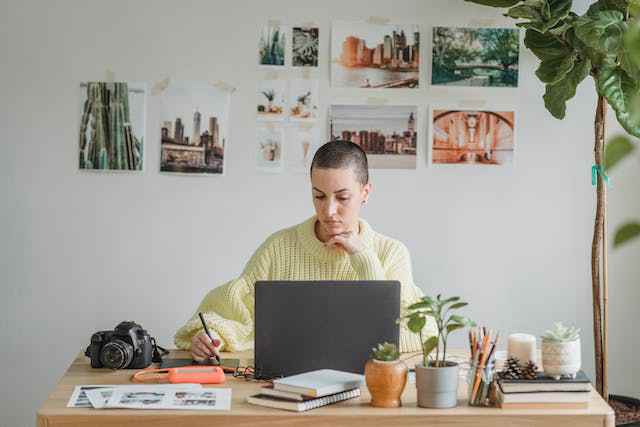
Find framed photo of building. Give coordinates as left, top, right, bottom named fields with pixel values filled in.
left=78, top=81, right=146, bottom=172
left=158, top=82, right=231, bottom=175
left=429, top=108, right=516, bottom=165
left=331, top=20, right=420, bottom=89
left=329, top=104, right=418, bottom=169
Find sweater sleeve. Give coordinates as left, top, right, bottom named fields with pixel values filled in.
left=383, top=241, right=438, bottom=353
left=173, top=238, right=272, bottom=352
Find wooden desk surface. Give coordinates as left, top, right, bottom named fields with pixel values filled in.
left=37, top=350, right=614, bottom=427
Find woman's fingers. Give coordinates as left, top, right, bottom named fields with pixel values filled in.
left=191, top=333, right=221, bottom=360
left=197, top=333, right=221, bottom=357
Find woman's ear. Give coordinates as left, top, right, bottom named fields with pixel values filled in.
left=361, top=182, right=372, bottom=204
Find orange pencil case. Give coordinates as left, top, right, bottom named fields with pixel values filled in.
left=132, top=366, right=226, bottom=384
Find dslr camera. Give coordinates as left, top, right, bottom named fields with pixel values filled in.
left=85, top=321, right=154, bottom=369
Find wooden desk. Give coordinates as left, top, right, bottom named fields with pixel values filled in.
left=37, top=350, right=614, bottom=427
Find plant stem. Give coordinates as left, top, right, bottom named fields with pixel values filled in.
left=592, top=95, right=607, bottom=400
left=442, top=335, right=448, bottom=367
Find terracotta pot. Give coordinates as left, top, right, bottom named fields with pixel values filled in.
left=364, top=359, right=408, bottom=408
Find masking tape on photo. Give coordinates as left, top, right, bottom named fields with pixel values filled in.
left=458, top=99, right=487, bottom=109
left=301, top=68, right=312, bottom=79
left=151, top=77, right=170, bottom=96
left=212, top=80, right=237, bottom=93
left=366, top=97, right=388, bottom=105
left=367, top=16, right=391, bottom=25
left=468, top=18, right=498, bottom=27
left=268, top=19, right=282, bottom=27
left=105, top=69, right=115, bottom=84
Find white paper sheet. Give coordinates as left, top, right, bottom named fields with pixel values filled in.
left=67, top=384, right=202, bottom=408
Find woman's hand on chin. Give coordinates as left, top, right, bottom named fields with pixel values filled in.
left=325, top=230, right=364, bottom=255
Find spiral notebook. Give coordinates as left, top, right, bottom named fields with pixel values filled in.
left=246, top=388, right=361, bottom=412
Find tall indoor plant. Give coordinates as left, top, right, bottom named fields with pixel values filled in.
left=464, top=0, right=640, bottom=402
left=403, top=295, right=475, bottom=408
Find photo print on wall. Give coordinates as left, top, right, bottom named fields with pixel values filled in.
left=288, top=79, right=319, bottom=122
left=78, top=81, right=146, bottom=171
left=293, top=26, right=319, bottom=67
left=258, top=79, right=288, bottom=121
left=158, top=82, right=231, bottom=174
left=259, top=24, right=287, bottom=66
left=257, top=123, right=284, bottom=173
left=331, top=20, right=420, bottom=89
left=430, top=108, right=516, bottom=165
left=329, top=104, right=418, bottom=169
left=431, top=27, right=520, bottom=88
left=285, top=124, right=321, bottom=174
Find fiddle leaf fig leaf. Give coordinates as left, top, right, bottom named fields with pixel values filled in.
left=524, top=29, right=570, bottom=59
left=575, top=11, right=626, bottom=54
left=604, top=135, right=636, bottom=171
left=407, top=315, right=426, bottom=334
left=614, top=222, right=640, bottom=248
left=587, top=0, right=631, bottom=16
left=543, top=57, right=591, bottom=118
left=536, top=53, right=577, bottom=83
left=509, top=0, right=572, bottom=32
left=597, top=65, right=640, bottom=138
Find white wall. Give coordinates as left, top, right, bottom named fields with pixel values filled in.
left=3, top=0, right=639, bottom=425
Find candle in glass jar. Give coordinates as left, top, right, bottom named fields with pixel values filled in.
left=507, top=333, right=537, bottom=366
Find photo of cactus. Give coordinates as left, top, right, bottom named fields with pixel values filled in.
left=158, top=82, right=231, bottom=175
left=430, top=108, right=515, bottom=165
left=331, top=21, right=420, bottom=89
left=431, top=27, right=520, bottom=87
left=288, top=79, right=318, bottom=122
left=293, top=27, right=319, bottom=67
left=259, top=25, right=286, bottom=66
left=329, top=104, right=418, bottom=169
left=78, top=81, right=145, bottom=171
left=257, top=79, right=287, bottom=121
left=256, top=124, right=284, bottom=173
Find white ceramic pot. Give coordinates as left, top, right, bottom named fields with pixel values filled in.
left=541, top=338, right=581, bottom=379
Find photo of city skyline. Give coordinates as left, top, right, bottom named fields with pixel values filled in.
left=159, top=83, right=230, bottom=174
left=430, top=108, right=515, bottom=165
left=329, top=104, right=418, bottom=169
left=331, top=21, right=420, bottom=89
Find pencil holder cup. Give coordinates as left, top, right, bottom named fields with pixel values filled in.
left=466, top=360, right=497, bottom=407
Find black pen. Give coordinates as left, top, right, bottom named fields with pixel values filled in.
left=198, top=312, right=220, bottom=363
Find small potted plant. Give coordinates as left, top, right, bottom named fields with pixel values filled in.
left=403, top=294, right=475, bottom=408
left=261, top=89, right=276, bottom=112
left=364, top=342, right=407, bottom=408
left=541, top=322, right=581, bottom=380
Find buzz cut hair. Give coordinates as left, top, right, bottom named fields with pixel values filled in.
left=310, top=140, right=369, bottom=185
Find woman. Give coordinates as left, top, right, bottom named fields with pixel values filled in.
left=175, top=140, right=435, bottom=361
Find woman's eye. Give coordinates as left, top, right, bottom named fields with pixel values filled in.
left=314, top=195, right=325, bottom=199
left=338, top=197, right=350, bottom=202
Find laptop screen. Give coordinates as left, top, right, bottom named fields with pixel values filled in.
left=254, top=280, right=400, bottom=379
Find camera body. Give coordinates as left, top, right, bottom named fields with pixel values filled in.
left=85, top=321, right=154, bottom=369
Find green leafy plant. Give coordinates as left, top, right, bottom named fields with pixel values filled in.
left=464, top=0, right=640, bottom=399
left=403, top=295, right=475, bottom=368
left=371, top=342, right=400, bottom=362
left=542, top=322, right=581, bottom=342
left=605, top=135, right=640, bottom=247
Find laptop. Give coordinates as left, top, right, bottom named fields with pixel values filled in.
left=254, top=280, right=400, bottom=379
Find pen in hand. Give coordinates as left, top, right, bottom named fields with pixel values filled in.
left=198, top=312, right=221, bottom=363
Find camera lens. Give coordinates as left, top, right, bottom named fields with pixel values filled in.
left=100, top=339, right=134, bottom=369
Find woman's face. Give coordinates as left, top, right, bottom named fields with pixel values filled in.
left=311, top=167, right=371, bottom=236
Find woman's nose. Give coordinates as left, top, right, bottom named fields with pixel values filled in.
left=326, top=199, right=338, bottom=216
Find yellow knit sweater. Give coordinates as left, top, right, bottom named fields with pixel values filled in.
left=174, top=216, right=436, bottom=353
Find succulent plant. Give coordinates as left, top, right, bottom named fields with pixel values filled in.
left=542, top=322, right=581, bottom=343
left=371, top=342, right=400, bottom=362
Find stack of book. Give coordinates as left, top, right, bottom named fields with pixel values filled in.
left=497, top=371, right=592, bottom=409
left=247, top=369, right=364, bottom=412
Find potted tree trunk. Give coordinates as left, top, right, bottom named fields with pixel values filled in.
left=403, top=295, right=475, bottom=408
left=364, top=342, right=408, bottom=408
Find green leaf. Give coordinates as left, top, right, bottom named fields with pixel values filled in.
left=631, top=0, right=640, bottom=16
left=536, top=53, right=577, bottom=83
left=524, top=29, right=570, bottom=59
left=543, top=57, right=591, bottom=119
left=407, top=315, right=426, bottom=333
left=575, top=11, right=626, bottom=54
left=597, top=65, right=640, bottom=138
left=440, top=296, right=461, bottom=305
left=605, top=135, right=636, bottom=171
left=614, top=222, right=640, bottom=247
left=448, top=302, right=469, bottom=310
left=446, top=323, right=466, bottom=334
left=422, top=336, right=439, bottom=358
left=506, top=2, right=544, bottom=21
left=407, top=300, right=431, bottom=310
left=625, top=19, right=640, bottom=68
left=587, top=0, right=631, bottom=16
left=509, top=0, right=572, bottom=32
left=464, top=0, right=523, bottom=6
